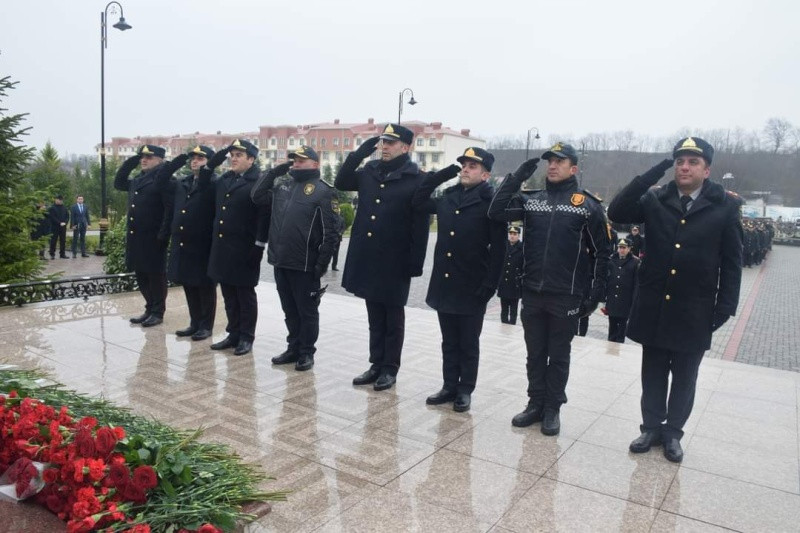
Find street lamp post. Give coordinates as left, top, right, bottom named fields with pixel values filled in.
left=398, top=88, right=417, bottom=124
left=98, top=1, right=131, bottom=255
left=525, top=127, right=540, bottom=160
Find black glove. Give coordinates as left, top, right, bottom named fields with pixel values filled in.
left=119, top=154, right=141, bottom=173
left=578, top=298, right=599, bottom=318
left=314, top=263, right=327, bottom=280
left=310, top=284, right=328, bottom=306
left=166, top=153, right=189, bottom=173
left=475, top=286, right=495, bottom=303
left=512, top=158, right=540, bottom=183
left=407, top=264, right=423, bottom=278
left=640, top=158, right=674, bottom=186
left=353, top=136, right=380, bottom=160
left=431, top=164, right=461, bottom=185
left=711, top=312, right=729, bottom=332
left=247, top=245, right=264, bottom=268
left=207, top=146, right=231, bottom=170
left=269, top=161, right=292, bottom=178
left=256, top=162, right=293, bottom=194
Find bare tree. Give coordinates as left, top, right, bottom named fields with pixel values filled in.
left=486, top=134, right=526, bottom=149
left=763, top=117, right=793, bottom=154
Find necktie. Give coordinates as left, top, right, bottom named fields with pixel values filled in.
left=680, top=195, right=692, bottom=214
left=79, top=204, right=83, bottom=214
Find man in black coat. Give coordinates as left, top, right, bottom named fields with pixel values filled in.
left=251, top=145, right=338, bottom=371
left=413, top=147, right=506, bottom=412
left=206, top=139, right=270, bottom=356
left=114, top=145, right=173, bottom=327
left=602, top=238, right=639, bottom=343
left=32, top=201, right=51, bottom=260
left=497, top=226, right=523, bottom=324
left=329, top=201, right=346, bottom=271
left=157, top=145, right=218, bottom=341
left=608, top=137, right=743, bottom=463
left=334, top=123, right=430, bottom=391
left=47, top=195, right=69, bottom=259
left=69, top=195, right=91, bottom=258
left=628, top=225, right=644, bottom=257
left=489, top=142, right=612, bottom=436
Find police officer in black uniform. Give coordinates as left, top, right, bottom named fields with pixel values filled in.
left=489, top=142, right=612, bottom=435
left=251, top=145, right=338, bottom=371
left=608, top=137, right=743, bottom=463
left=47, top=195, right=69, bottom=259
left=335, top=123, right=430, bottom=391
left=603, top=238, right=639, bottom=343
left=498, top=226, right=523, bottom=324
left=329, top=201, right=346, bottom=271
left=205, top=139, right=270, bottom=356
left=114, top=145, right=173, bottom=327
left=156, top=145, right=218, bottom=341
left=628, top=225, right=644, bottom=257
left=412, top=147, right=506, bottom=412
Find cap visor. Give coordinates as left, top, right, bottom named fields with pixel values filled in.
left=379, top=134, right=401, bottom=142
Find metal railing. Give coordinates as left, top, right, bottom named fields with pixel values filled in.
left=0, top=273, right=138, bottom=307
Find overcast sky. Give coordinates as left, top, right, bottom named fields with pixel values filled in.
left=2, top=0, right=798, bottom=157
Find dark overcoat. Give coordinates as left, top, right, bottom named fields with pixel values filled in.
left=605, top=252, right=639, bottom=317
left=497, top=241, right=524, bottom=300
left=207, top=165, right=270, bottom=287
left=413, top=179, right=506, bottom=315
left=608, top=177, right=743, bottom=352
left=335, top=156, right=429, bottom=306
left=113, top=162, right=172, bottom=273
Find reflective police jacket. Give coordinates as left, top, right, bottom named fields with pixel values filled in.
left=488, top=175, right=612, bottom=299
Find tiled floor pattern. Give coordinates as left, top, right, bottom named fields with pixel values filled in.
left=1, top=285, right=798, bottom=532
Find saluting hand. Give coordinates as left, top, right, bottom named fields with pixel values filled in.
left=640, top=158, right=674, bottom=185
left=432, top=164, right=461, bottom=184
left=512, top=157, right=540, bottom=182
left=167, top=153, right=189, bottom=173
left=353, top=136, right=380, bottom=160
left=207, top=147, right=231, bottom=170
left=269, top=161, right=292, bottom=178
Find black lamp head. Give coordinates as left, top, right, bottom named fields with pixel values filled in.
left=113, top=17, right=132, bottom=31
left=408, top=96, right=417, bottom=106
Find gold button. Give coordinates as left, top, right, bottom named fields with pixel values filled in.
left=375, top=199, right=381, bottom=204
left=186, top=195, right=190, bottom=199
left=455, top=210, right=460, bottom=214
left=180, top=242, right=184, bottom=247
left=371, top=215, right=376, bottom=220
left=226, top=193, right=230, bottom=198
left=447, top=252, right=452, bottom=257
left=675, top=243, right=681, bottom=249
left=681, top=219, right=686, bottom=224
left=180, top=226, right=184, bottom=230
left=129, top=230, right=134, bottom=234
left=130, top=217, right=134, bottom=221
left=219, top=233, right=223, bottom=238
left=134, top=191, right=138, bottom=195
left=220, top=220, right=224, bottom=225
left=367, top=232, right=373, bottom=237
left=380, top=184, right=385, bottom=188
left=222, top=206, right=227, bottom=210
left=181, top=209, right=186, bottom=214
left=131, top=204, right=135, bottom=208
left=671, top=269, right=676, bottom=275
left=445, top=273, right=450, bottom=278
left=450, top=231, right=455, bottom=236
left=665, top=295, right=671, bottom=301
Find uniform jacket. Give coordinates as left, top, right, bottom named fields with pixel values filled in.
left=335, top=154, right=430, bottom=306
left=206, top=165, right=270, bottom=287
left=252, top=169, right=338, bottom=272
left=413, top=179, right=506, bottom=315
left=47, top=204, right=69, bottom=227
left=497, top=241, right=524, bottom=300
left=113, top=162, right=172, bottom=273
left=488, top=175, right=612, bottom=300
left=628, top=232, right=644, bottom=257
left=69, top=203, right=91, bottom=228
left=157, top=168, right=217, bottom=286
left=607, top=177, right=743, bottom=352
left=605, top=252, right=639, bottom=317
left=333, top=213, right=346, bottom=240
left=32, top=208, right=51, bottom=239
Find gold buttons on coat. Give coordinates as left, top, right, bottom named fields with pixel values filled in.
left=219, top=233, right=223, bottom=238
left=220, top=220, right=224, bottom=225
left=181, top=209, right=186, bottom=214
left=180, top=226, right=184, bottom=230
left=665, top=295, right=671, bottom=300
left=681, top=219, right=686, bottom=224
left=222, top=206, right=227, bottom=210
left=376, top=199, right=381, bottom=204
left=445, top=273, right=450, bottom=278
left=380, top=184, right=385, bottom=188
left=455, top=210, right=460, bottom=214
left=180, top=242, right=184, bottom=247
left=367, top=232, right=373, bottom=237
left=671, top=269, right=676, bottom=275
left=371, top=215, right=376, bottom=220
left=450, top=231, right=455, bottom=236
left=447, top=252, right=452, bottom=257
left=675, top=243, right=681, bottom=249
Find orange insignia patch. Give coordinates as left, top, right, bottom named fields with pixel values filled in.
left=570, top=193, right=585, bottom=206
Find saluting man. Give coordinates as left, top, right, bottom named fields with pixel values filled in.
left=412, top=147, right=506, bottom=412
left=498, top=226, right=524, bottom=324
left=114, top=145, right=173, bottom=327
left=608, top=137, right=743, bottom=463
left=205, top=139, right=270, bottom=356
left=335, top=124, right=430, bottom=391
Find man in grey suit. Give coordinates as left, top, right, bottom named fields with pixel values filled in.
left=70, top=195, right=91, bottom=258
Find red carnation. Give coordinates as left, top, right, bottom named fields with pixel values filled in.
left=43, top=468, right=58, bottom=483
left=122, top=482, right=146, bottom=503
left=95, top=427, right=118, bottom=456
left=46, top=493, right=65, bottom=513
left=132, top=465, right=158, bottom=490
left=86, top=458, right=105, bottom=482
left=198, top=524, right=223, bottom=533
left=124, top=525, right=152, bottom=533
left=112, top=426, right=126, bottom=440
left=74, top=428, right=95, bottom=458
left=109, top=462, right=130, bottom=487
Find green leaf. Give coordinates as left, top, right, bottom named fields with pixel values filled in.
left=137, top=448, right=151, bottom=462
left=159, top=477, right=176, bottom=498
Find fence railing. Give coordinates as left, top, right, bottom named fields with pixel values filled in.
left=0, top=274, right=139, bottom=307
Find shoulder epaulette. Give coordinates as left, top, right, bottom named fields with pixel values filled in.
left=520, top=188, right=543, bottom=193
left=582, top=189, right=603, bottom=202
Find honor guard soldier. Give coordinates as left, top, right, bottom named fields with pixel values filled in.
left=498, top=226, right=524, bottom=324
left=628, top=225, right=644, bottom=257
left=489, top=142, right=612, bottom=435
left=156, top=145, right=218, bottom=341
left=602, top=238, right=639, bottom=343
left=335, top=124, right=430, bottom=391
left=251, top=145, right=338, bottom=371
left=608, top=137, right=743, bottom=462
left=412, top=147, right=506, bottom=412
left=205, top=139, right=270, bottom=356
left=114, top=145, right=173, bottom=327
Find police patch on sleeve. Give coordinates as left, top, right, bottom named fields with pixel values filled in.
left=570, top=193, right=585, bottom=206
left=304, top=183, right=316, bottom=195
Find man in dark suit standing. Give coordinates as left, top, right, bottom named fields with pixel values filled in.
left=157, top=145, right=218, bottom=341
left=335, top=124, right=430, bottom=391
left=608, top=137, right=743, bottom=463
left=114, top=145, right=173, bottom=327
left=498, top=226, right=524, bottom=324
left=69, top=195, right=91, bottom=258
left=412, top=147, right=506, bottom=412
left=47, top=195, right=69, bottom=259
left=206, top=139, right=269, bottom=356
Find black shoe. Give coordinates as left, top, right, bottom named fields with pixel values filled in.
left=663, top=437, right=684, bottom=463
left=81, top=254, right=90, bottom=258
left=352, top=368, right=380, bottom=386
left=331, top=267, right=339, bottom=271
left=233, top=340, right=253, bottom=356
left=271, top=350, right=299, bottom=365
left=129, top=313, right=150, bottom=324
left=60, top=254, right=68, bottom=259
left=541, top=409, right=560, bottom=436
left=49, top=255, right=55, bottom=260
left=453, top=393, right=471, bottom=413
left=426, top=388, right=457, bottom=405
left=210, top=336, right=238, bottom=350
left=72, top=254, right=76, bottom=259
left=511, top=400, right=544, bottom=427
left=295, top=355, right=314, bottom=371
left=191, top=329, right=212, bottom=341
left=175, top=326, right=197, bottom=337
left=141, top=315, right=163, bottom=327
left=374, top=374, right=396, bottom=391
left=629, top=430, right=662, bottom=453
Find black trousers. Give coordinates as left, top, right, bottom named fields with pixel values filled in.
left=520, top=291, right=581, bottom=410
left=49, top=226, right=66, bottom=257
left=438, top=312, right=483, bottom=394
left=274, top=267, right=320, bottom=357
left=500, top=298, right=519, bottom=324
left=577, top=315, right=589, bottom=336
left=607, top=316, right=628, bottom=343
left=135, top=271, right=167, bottom=318
left=366, top=300, right=405, bottom=376
left=183, top=284, right=217, bottom=331
left=330, top=240, right=341, bottom=269
left=71, top=225, right=87, bottom=255
left=640, top=345, right=704, bottom=440
left=220, top=283, right=258, bottom=342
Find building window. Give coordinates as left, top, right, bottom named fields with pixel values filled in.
left=320, top=138, right=327, bottom=147
left=355, top=137, right=362, bottom=146
left=270, top=138, right=276, bottom=146
left=310, top=138, right=316, bottom=146
left=300, top=138, right=305, bottom=146
left=417, top=153, right=426, bottom=164
left=416, top=138, right=424, bottom=147
left=344, top=137, right=350, bottom=146
left=289, top=137, right=295, bottom=146
left=429, top=138, right=437, bottom=147
left=432, top=153, right=440, bottom=163
left=333, top=137, right=339, bottom=146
